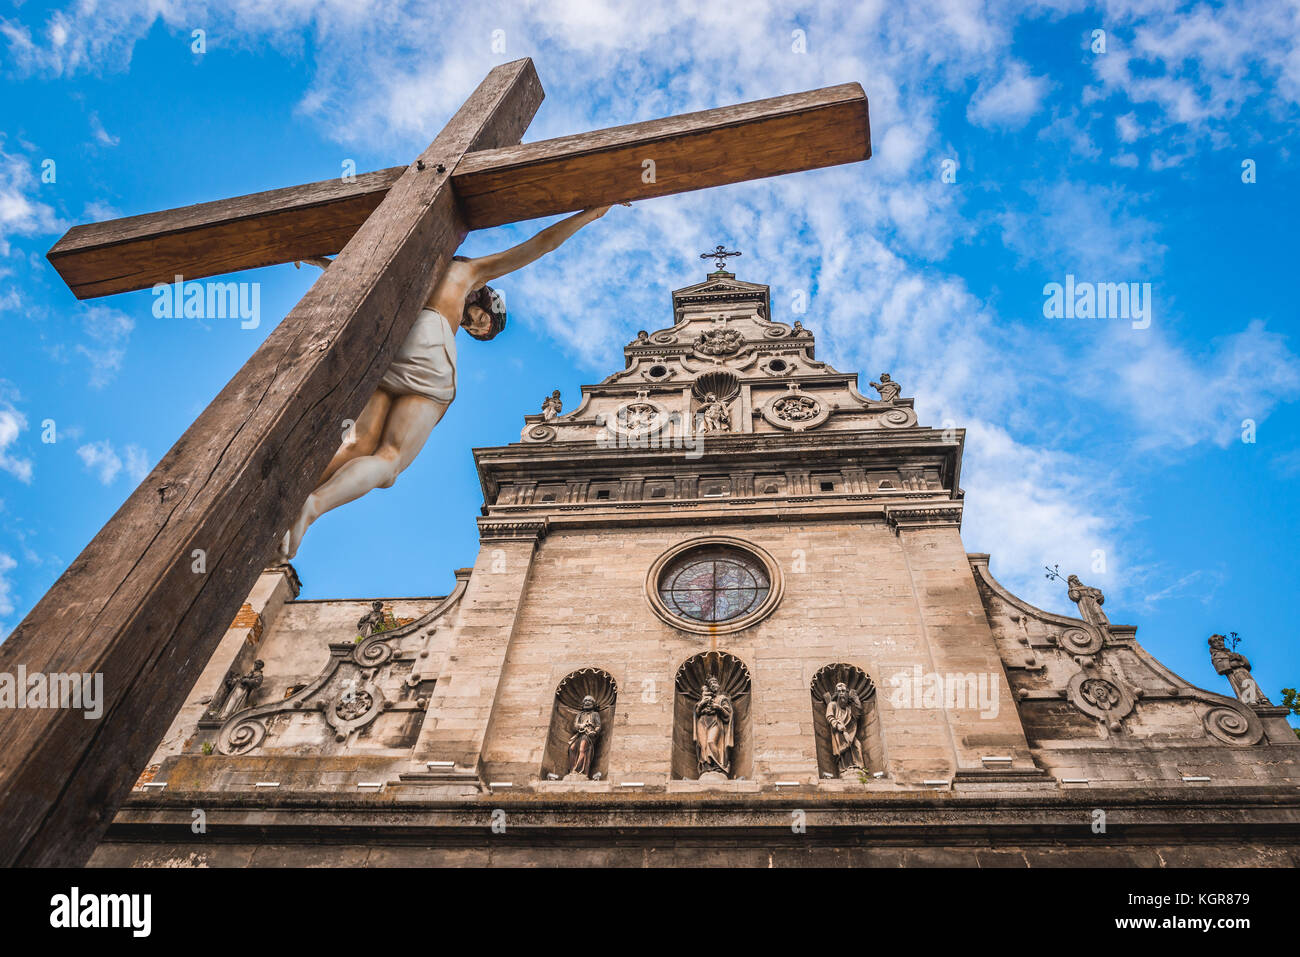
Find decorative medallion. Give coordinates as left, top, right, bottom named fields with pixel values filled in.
left=1066, top=668, right=1136, bottom=731
left=603, top=396, right=669, bottom=442
left=335, top=689, right=373, bottom=721
left=760, top=387, right=830, bottom=431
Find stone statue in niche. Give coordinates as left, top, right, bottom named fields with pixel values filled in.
left=541, top=390, right=563, bottom=420
left=693, top=676, right=735, bottom=778
left=356, top=600, right=387, bottom=638
left=823, top=681, right=865, bottom=774
left=870, top=372, right=901, bottom=404
left=1208, top=634, right=1271, bottom=705
left=695, top=392, right=732, bottom=434
left=219, top=659, right=264, bottom=719
left=1066, top=575, right=1110, bottom=633
left=565, top=695, right=604, bottom=778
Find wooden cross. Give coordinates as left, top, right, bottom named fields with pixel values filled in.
left=0, top=57, right=870, bottom=866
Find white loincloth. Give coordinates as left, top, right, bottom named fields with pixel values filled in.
left=378, top=308, right=458, bottom=403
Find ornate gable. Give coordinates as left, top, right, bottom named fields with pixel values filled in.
left=516, top=267, right=919, bottom=447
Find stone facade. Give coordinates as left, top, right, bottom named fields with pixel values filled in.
left=92, top=270, right=1300, bottom=867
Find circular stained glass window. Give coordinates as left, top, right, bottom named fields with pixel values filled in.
left=657, top=547, right=772, bottom=623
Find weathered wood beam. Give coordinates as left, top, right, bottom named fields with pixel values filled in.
left=453, top=82, right=870, bottom=228
left=0, top=57, right=544, bottom=867
left=46, top=82, right=870, bottom=299
left=48, top=166, right=406, bottom=299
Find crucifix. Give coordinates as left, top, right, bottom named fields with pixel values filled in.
left=0, top=57, right=870, bottom=866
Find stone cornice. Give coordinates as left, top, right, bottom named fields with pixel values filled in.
left=475, top=518, right=549, bottom=543
left=884, top=504, right=965, bottom=533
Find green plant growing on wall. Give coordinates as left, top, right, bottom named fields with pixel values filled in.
left=1280, top=688, right=1300, bottom=739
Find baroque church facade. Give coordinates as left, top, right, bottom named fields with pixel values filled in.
left=93, top=269, right=1300, bottom=866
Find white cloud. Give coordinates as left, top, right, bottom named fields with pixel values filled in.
left=88, top=111, right=118, bottom=147
left=0, top=551, right=16, bottom=625
left=74, top=305, right=135, bottom=388
left=967, top=61, right=1049, bottom=130
left=0, top=386, right=33, bottom=484
left=1090, top=319, right=1300, bottom=450
left=76, top=439, right=149, bottom=485
left=962, top=419, right=1124, bottom=613
left=0, top=143, right=60, bottom=256
left=998, top=180, right=1166, bottom=277
left=124, top=444, right=150, bottom=482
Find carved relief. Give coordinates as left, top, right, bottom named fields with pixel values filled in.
left=693, top=326, right=745, bottom=357
left=1065, top=668, right=1137, bottom=731
left=208, top=584, right=467, bottom=756
left=760, top=386, right=829, bottom=431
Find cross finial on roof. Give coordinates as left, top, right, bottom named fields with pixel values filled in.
left=700, top=244, right=741, bottom=271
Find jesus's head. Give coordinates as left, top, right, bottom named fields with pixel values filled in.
left=453, top=257, right=507, bottom=341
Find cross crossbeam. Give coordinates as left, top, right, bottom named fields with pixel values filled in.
left=48, top=82, right=868, bottom=298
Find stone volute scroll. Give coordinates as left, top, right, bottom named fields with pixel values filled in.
left=810, top=663, right=881, bottom=778
left=673, top=651, right=752, bottom=781
left=542, top=668, right=618, bottom=781
left=1057, top=573, right=1109, bottom=661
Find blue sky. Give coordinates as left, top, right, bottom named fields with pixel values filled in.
left=1, top=0, right=1296, bottom=714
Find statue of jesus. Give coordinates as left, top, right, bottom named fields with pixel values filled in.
left=279, top=205, right=626, bottom=560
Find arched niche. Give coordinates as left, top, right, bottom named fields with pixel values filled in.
left=672, top=651, right=752, bottom=780
left=810, top=663, right=884, bottom=779
left=541, top=668, right=618, bottom=780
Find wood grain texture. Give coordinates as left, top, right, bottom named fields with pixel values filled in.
left=48, top=167, right=406, bottom=299
left=45, top=82, right=869, bottom=298
left=0, top=58, right=544, bottom=867
left=452, top=82, right=870, bottom=228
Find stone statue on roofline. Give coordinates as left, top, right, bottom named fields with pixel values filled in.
left=1208, top=634, right=1271, bottom=705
